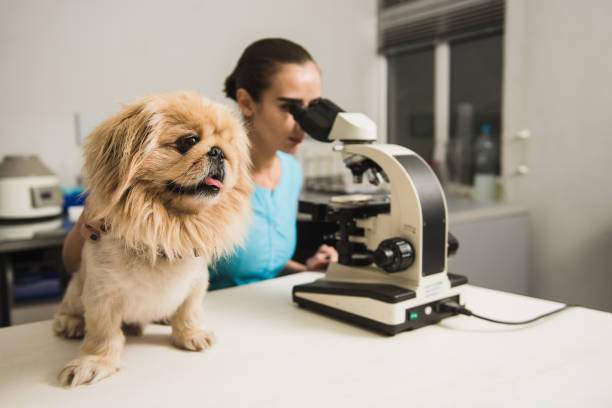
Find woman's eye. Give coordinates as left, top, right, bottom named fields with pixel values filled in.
left=176, top=135, right=200, bottom=154
left=280, top=104, right=290, bottom=112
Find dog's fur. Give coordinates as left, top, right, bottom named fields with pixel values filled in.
left=53, top=92, right=252, bottom=387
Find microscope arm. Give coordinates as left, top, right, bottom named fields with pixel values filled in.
left=290, top=98, right=451, bottom=282
left=340, top=143, right=448, bottom=283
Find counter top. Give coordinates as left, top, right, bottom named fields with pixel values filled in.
left=0, top=215, right=71, bottom=253
left=1, top=272, right=610, bottom=407
left=446, top=196, right=527, bottom=223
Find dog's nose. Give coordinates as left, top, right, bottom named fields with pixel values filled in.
left=207, top=146, right=224, bottom=160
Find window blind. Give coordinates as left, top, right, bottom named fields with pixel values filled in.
left=379, top=0, right=504, bottom=55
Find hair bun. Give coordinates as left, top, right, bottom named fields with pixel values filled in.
left=224, top=38, right=315, bottom=103
left=223, top=71, right=238, bottom=101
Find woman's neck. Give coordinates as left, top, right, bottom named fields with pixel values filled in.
left=251, top=145, right=277, bottom=175
left=249, top=136, right=282, bottom=190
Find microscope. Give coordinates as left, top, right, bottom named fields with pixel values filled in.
left=289, top=99, right=467, bottom=335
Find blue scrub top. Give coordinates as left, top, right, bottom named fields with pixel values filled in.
left=209, top=151, right=303, bottom=290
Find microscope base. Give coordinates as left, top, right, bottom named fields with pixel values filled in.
left=293, top=275, right=467, bottom=336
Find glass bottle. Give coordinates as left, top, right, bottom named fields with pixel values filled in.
left=473, top=124, right=499, bottom=201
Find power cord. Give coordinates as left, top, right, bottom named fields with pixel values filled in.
left=437, top=300, right=574, bottom=325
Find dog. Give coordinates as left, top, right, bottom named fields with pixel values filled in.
left=53, top=91, right=252, bottom=387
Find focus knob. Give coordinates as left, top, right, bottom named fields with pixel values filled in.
left=373, top=238, right=415, bottom=273
left=447, top=232, right=459, bottom=258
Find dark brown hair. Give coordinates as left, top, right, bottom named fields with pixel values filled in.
left=224, top=38, right=315, bottom=102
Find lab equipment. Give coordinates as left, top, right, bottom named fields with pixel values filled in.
left=0, top=156, right=62, bottom=219
left=289, top=99, right=467, bottom=335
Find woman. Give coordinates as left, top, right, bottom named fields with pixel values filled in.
left=62, top=38, right=337, bottom=290
left=210, top=38, right=337, bottom=289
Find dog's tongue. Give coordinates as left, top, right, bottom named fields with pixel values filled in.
left=205, top=178, right=223, bottom=189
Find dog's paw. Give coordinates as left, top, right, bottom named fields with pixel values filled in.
left=53, top=314, right=85, bottom=339
left=171, top=329, right=216, bottom=351
left=58, top=356, right=119, bottom=387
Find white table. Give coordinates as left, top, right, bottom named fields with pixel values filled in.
left=1, top=272, right=611, bottom=407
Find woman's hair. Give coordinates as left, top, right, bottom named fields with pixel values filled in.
left=224, top=38, right=315, bottom=102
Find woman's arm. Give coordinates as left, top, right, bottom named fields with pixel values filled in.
left=284, top=260, right=308, bottom=273
left=283, top=244, right=339, bottom=274
left=61, top=209, right=106, bottom=274
left=62, top=213, right=87, bottom=274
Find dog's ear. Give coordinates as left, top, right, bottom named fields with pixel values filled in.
left=83, top=99, right=154, bottom=216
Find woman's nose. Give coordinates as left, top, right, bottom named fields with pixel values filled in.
left=294, top=120, right=306, bottom=135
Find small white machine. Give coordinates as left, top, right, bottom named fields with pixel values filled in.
left=289, top=99, right=467, bottom=335
left=0, top=156, right=63, bottom=219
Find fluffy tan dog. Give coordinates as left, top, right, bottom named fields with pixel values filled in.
left=53, top=91, right=252, bottom=387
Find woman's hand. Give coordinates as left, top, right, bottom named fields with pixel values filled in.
left=62, top=204, right=109, bottom=274
left=79, top=205, right=109, bottom=242
left=305, top=244, right=338, bottom=271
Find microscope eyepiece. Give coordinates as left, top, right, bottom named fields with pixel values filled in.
left=287, top=98, right=344, bottom=143
left=287, top=102, right=308, bottom=121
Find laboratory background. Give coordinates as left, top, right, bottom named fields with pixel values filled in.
left=1, top=0, right=611, bottom=324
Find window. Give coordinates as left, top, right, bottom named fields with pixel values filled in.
left=387, top=47, right=435, bottom=161
left=380, top=0, right=504, bottom=189
left=449, top=33, right=503, bottom=184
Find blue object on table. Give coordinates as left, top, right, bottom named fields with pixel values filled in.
left=62, top=187, right=87, bottom=213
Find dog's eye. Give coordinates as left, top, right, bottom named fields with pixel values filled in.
left=176, top=135, right=200, bottom=154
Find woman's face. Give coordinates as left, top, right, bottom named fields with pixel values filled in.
left=248, top=61, right=322, bottom=155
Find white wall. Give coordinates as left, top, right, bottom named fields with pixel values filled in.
left=7, top=0, right=608, bottom=313
left=504, top=0, right=612, bottom=312
left=0, top=0, right=379, bottom=186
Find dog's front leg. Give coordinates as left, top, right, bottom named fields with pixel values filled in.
left=171, top=276, right=216, bottom=351
left=53, top=271, right=86, bottom=339
left=59, top=292, right=125, bottom=387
